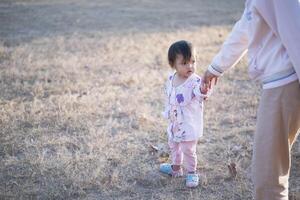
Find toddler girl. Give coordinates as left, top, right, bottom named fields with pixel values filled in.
left=160, top=40, right=207, bottom=188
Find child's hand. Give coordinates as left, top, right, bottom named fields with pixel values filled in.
left=199, top=83, right=211, bottom=100
left=200, top=83, right=208, bottom=95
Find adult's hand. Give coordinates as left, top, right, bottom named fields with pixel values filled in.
left=202, top=70, right=219, bottom=90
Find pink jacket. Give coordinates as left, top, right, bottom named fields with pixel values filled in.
left=208, top=0, right=300, bottom=89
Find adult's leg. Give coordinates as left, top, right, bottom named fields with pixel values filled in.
left=252, top=81, right=300, bottom=200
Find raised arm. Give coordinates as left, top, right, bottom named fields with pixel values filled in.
left=203, top=7, right=249, bottom=88
left=208, top=8, right=249, bottom=76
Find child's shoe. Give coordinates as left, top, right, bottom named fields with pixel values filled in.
left=186, top=173, right=199, bottom=188
left=159, top=163, right=183, bottom=177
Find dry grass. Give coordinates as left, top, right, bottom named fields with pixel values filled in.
left=0, top=0, right=299, bottom=199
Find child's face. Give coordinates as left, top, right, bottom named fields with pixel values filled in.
left=173, top=54, right=196, bottom=79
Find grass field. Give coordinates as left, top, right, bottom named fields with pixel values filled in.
left=0, top=0, right=299, bottom=199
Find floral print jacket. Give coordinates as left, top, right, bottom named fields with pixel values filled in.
left=163, top=73, right=205, bottom=142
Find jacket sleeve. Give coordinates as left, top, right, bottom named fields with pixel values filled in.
left=192, top=78, right=207, bottom=100
left=208, top=8, right=249, bottom=76
left=272, top=0, right=300, bottom=80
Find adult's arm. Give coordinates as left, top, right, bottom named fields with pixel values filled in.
left=208, top=7, right=249, bottom=77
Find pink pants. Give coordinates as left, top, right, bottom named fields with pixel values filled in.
left=168, top=140, right=198, bottom=172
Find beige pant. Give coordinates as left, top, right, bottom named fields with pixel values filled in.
left=252, top=81, right=300, bottom=200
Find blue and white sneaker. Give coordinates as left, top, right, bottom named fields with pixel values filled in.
left=186, top=173, right=199, bottom=188
left=159, top=163, right=183, bottom=177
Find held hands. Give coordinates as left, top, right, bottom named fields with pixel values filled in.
left=202, top=70, right=218, bottom=89
left=200, top=70, right=219, bottom=99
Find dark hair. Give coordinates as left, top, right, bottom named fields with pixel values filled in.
left=168, top=40, right=193, bottom=68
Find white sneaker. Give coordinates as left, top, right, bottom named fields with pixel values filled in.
left=186, top=173, right=199, bottom=188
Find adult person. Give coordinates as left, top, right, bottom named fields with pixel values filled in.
left=202, top=0, right=300, bottom=199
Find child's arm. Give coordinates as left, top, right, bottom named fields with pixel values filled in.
left=192, top=78, right=210, bottom=100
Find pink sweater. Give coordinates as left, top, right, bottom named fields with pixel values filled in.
left=208, top=0, right=300, bottom=89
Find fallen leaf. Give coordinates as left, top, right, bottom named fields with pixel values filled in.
left=158, top=156, right=169, bottom=163
left=158, top=152, right=169, bottom=163
left=149, top=144, right=159, bottom=152
left=228, top=162, right=237, bottom=178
